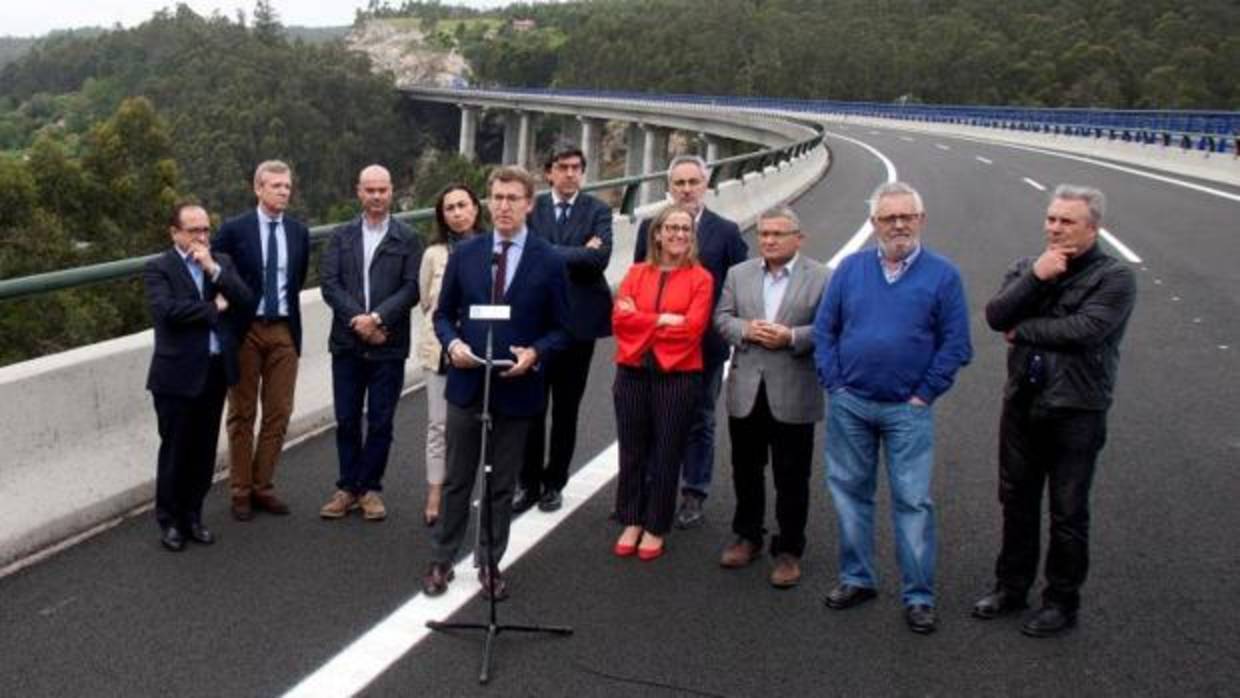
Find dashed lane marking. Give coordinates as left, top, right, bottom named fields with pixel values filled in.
left=935, top=144, right=951, bottom=151
left=1022, top=177, right=1046, bottom=191
left=975, top=156, right=993, bottom=165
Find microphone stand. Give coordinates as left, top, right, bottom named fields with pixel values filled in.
left=426, top=307, right=573, bottom=684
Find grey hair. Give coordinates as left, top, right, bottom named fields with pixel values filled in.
left=1051, top=184, right=1105, bottom=225
left=758, top=204, right=801, bottom=230
left=666, top=153, right=710, bottom=183
left=868, top=181, right=924, bottom=217
left=254, top=160, right=291, bottom=188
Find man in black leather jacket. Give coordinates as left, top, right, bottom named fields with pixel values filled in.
left=972, top=184, right=1137, bottom=638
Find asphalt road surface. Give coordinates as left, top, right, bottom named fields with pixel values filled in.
left=2, top=123, right=1237, bottom=697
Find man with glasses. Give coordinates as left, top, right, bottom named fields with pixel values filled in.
left=714, top=206, right=829, bottom=588
left=633, top=154, right=748, bottom=529
left=144, top=203, right=252, bottom=551
left=812, top=181, right=972, bottom=634
left=517, top=144, right=613, bottom=515
left=423, top=166, right=570, bottom=600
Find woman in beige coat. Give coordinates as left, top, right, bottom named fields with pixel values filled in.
left=417, top=183, right=483, bottom=525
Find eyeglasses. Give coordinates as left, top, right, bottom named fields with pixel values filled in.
left=661, top=224, right=693, bottom=234
left=874, top=213, right=922, bottom=226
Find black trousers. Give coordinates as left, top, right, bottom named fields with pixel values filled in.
left=521, top=339, right=595, bottom=495
left=995, top=398, right=1108, bottom=610
left=613, top=366, right=700, bottom=535
left=153, top=357, right=228, bottom=529
left=727, top=382, right=814, bottom=558
left=431, top=402, right=531, bottom=568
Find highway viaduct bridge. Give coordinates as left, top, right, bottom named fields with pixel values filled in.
left=0, top=87, right=1238, bottom=697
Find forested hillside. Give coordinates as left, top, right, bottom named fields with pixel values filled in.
left=371, top=0, right=1239, bottom=110
left=0, top=3, right=470, bottom=366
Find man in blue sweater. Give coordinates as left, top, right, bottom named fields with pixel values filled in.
left=812, top=181, right=972, bottom=635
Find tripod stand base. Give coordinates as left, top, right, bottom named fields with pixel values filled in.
left=426, top=619, right=573, bottom=684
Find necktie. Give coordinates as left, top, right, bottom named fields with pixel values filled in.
left=556, top=201, right=569, bottom=224
left=264, top=220, right=279, bottom=317
left=492, top=240, right=513, bottom=303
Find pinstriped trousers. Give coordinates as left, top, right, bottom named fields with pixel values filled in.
left=613, top=366, right=701, bottom=535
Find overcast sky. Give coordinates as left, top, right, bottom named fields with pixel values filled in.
left=4, top=1, right=526, bottom=37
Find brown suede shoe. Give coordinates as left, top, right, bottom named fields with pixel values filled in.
left=769, top=553, right=802, bottom=588
left=231, top=495, right=254, bottom=522
left=253, top=491, right=291, bottom=515
left=358, top=491, right=387, bottom=521
left=719, top=537, right=762, bottom=568
left=319, top=490, right=357, bottom=519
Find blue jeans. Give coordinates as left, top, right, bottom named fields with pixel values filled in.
left=680, top=356, right=725, bottom=498
left=331, top=355, right=405, bottom=493
left=825, top=389, right=937, bottom=607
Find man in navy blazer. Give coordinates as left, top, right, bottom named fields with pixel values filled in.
left=423, top=166, right=570, bottom=600
left=212, top=160, right=311, bottom=521
left=145, top=202, right=252, bottom=552
left=516, top=144, right=613, bottom=514
left=318, top=165, right=423, bottom=521
left=633, top=154, right=748, bottom=529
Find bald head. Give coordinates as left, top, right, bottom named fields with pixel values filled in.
left=357, top=164, right=393, bottom=223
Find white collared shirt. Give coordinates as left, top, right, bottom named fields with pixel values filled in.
left=362, top=215, right=390, bottom=309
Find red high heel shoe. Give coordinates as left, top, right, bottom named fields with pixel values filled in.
left=637, top=543, right=664, bottom=561
left=613, top=541, right=637, bottom=557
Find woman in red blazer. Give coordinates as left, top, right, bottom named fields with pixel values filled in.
left=612, top=204, right=714, bottom=561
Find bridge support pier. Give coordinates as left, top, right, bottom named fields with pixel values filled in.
left=458, top=105, right=479, bottom=160
left=502, top=113, right=520, bottom=165
left=704, top=134, right=730, bottom=164
left=641, top=125, right=670, bottom=205
left=579, top=117, right=605, bottom=183
left=516, top=111, right=533, bottom=169
left=625, top=123, right=645, bottom=178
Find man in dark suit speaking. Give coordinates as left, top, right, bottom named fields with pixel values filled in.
left=423, top=166, right=570, bottom=600
left=144, top=202, right=252, bottom=552
left=517, top=144, right=613, bottom=514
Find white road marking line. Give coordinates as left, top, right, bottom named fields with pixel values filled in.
left=1098, top=228, right=1142, bottom=264
left=975, top=156, right=993, bottom=165
left=941, top=133, right=1240, bottom=204
left=900, top=136, right=915, bottom=142
left=935, top=144, right=951, bottom=151
left=281, top=443, right=620, bottom=698
left=823, top=130, right=898, bottom=269
left=869, top=130, right=881, bottom=135
left=1022, top=177, right=1046, bottom=191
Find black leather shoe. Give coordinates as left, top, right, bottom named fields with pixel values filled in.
left=187, top=522, right=215, bottom=545
left=972, top=588, right=1028, bottom=620
left=478, top=566, right=509, bottom=602
left=905, top=604, right=938, bottom=634
left=823, top=584, right=877, bottom=610
left=421, top=562, right=454, bottom=597
left=537, top=488, right=563, bottom=512
left=1021, top=604, right=1077, bottom=638
left=160, top=526, right=186, bottom=552
left=512, top=487, right=538, bottom=514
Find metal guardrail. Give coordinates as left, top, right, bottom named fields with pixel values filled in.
left=0, top=130, right=824, bottom=302
left=472, top=86, right=1240, bottom=155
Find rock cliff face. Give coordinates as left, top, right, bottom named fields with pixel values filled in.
left=346, top=20, right=468, bottom=87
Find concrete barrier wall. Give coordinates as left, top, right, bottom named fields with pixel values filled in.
left=0, top=144, right=829, bottom=569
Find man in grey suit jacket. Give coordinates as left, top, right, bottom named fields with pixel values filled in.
left=714, top=206, right=829, bottom=588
